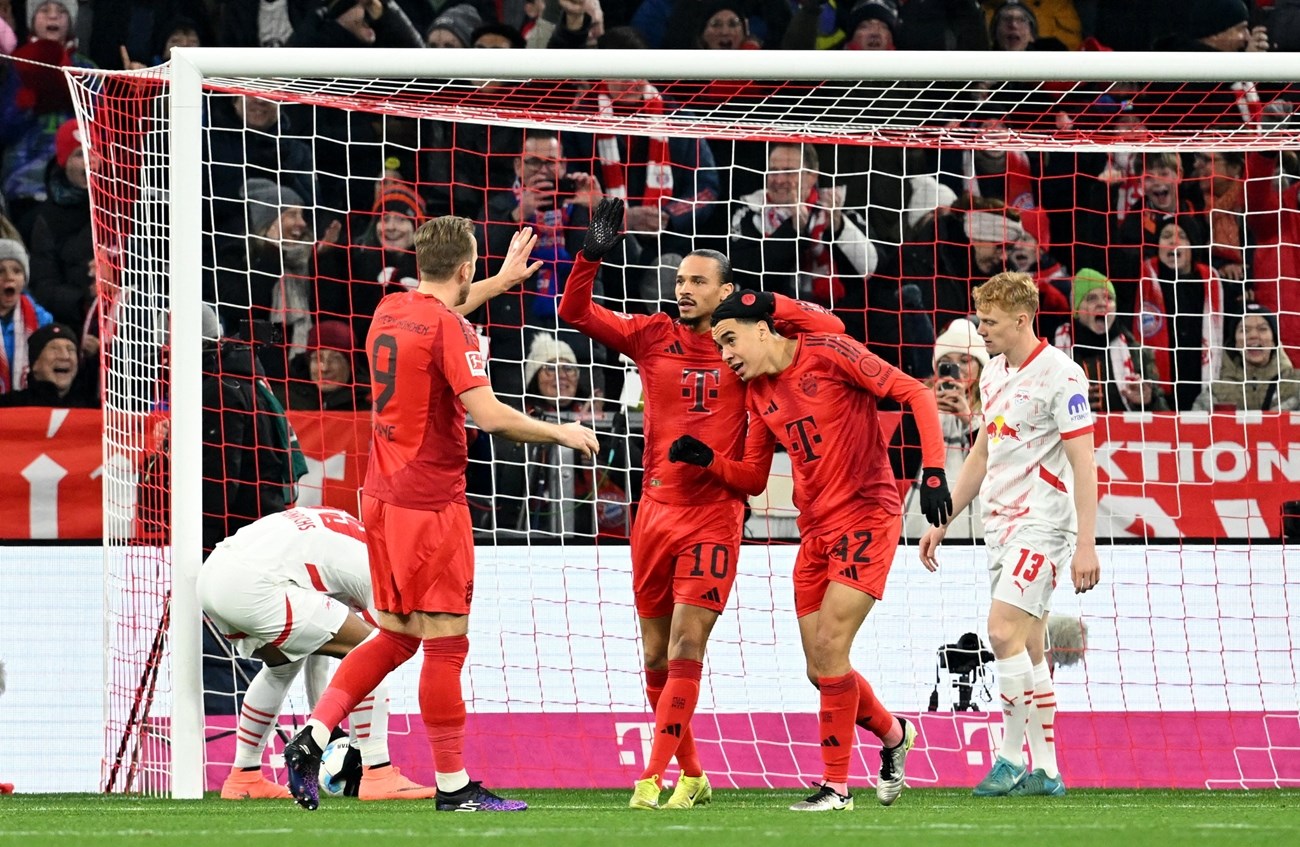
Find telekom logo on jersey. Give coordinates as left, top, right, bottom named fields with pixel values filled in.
left=679, top=368, right=720, bottom=413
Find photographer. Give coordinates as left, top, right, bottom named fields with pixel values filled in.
left=891, top=318, right=987, bottom=539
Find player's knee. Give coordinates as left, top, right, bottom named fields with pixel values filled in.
left=642, top=647, right=669, bottom=672
left=986, top=621, right=1020, bottom=656
left=808, top=631, right=850, bottom=670
left=667, top=632, right=707, bottom=662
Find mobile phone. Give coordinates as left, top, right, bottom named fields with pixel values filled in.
left=557, top=175, right=579, bottom=195
left=937, top=360, right=961, bottom=390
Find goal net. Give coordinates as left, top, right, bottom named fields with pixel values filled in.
left=64, top=48, right=1300, bottom=796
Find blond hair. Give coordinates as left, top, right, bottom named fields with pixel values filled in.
left=414, top=215, right=476, bottom=281
left=973, top=271, right=1039, bottom=317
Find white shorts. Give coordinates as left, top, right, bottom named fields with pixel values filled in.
left=198, top=548, right=351, bottom=662
left=986, top=526, right=1075, bottom=619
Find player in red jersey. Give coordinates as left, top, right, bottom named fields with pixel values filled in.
left=283, top=217, right=598, bottom=812
left=709, top=290, right=951, bottom=812
left=560, top=199, right=846, bottom=810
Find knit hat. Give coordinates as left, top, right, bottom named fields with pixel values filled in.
left=905, top=175, right=957, bottom=229
left=374, top=183, right=424, bottom=220
left=243, top=178, right=305, bottom=235
left=27, top=322, right=77, bottom=366
left=846, top=0, right=899, bottom=42
left=55, top=118, right=82, bottom=169
left=307, top=319, right=354, bottom=351
left=933, top=318, right=989, bottom=368
left=1182, top=0, right=1249, bottom=41
left=523, top=332, right=578, bottom=390
left=963, top=210, right=1025, bottom=245
left=1232, top=303, right=1280, bottom=348
left=201, top=303, right=222, bottom=344
left=1071, top=268, right=1116, bottom=315
left=991, top=0, right=1038, bottom=37
left=426, top=4, right=483, bottom=47
left=0, top=239, right=30, bottom=280
left=470, top=22, right=527, bottom=48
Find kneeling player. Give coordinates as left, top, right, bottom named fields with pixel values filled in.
left=708, top=291, right=951, bottom=811
left=198, top=506, right=436, bottom=801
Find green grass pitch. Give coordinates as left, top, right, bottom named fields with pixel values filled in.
left=2, top=789, right=1298, bottom=847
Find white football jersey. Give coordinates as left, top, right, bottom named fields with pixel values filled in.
left=210, top=507, right=373, bottom=611
left=978, top=339, right=1093, bottom=544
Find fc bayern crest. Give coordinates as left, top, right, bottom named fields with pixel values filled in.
left=800, top=373, right=819, bottom=396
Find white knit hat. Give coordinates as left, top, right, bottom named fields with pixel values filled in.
left=906, top=175, right=958, bottom=229
left=0, top=239, right=30, bottom=280
left=523, top=332, right=578, bottom=390
left=933, top=318, right=989, bottom=368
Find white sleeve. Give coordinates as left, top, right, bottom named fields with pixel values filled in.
left=1054, top=363, right=1094, bottom=438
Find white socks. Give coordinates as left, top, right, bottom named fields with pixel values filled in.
left=1025, top=660, right=1058, bottom=778
left=350, top=682, right=391, bottom=767
left=436, top=769, right=470, bottom=793
left=233, top=660, right=303, bottom=768
left=995, top=651, right=1035, bottom=767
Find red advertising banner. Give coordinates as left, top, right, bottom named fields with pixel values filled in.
left=2, top=409, right=1295, bottom=540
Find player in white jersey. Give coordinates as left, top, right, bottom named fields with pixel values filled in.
left=198, top=506, right=437, bottom=801
left=918, top=272, right=1100, bottom=798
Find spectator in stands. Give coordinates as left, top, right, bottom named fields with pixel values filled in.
left=1006, top=207, right=1072, bottom=339
left=891, top=317, right=986, bottom=540
left=0, top=238, right=53, bottom=396
left=204, top=94, right=317, bottom=238
left=1054, top=268, right=1168, bottom=413
left=289, top=0, right=423, bottom=47
left=0, top=320, right=95, bottom=407
left=286, top=319, right=371, bottom=411
left=28, top=118, right=92, bottom=329
left=1190, top=151, right=1247, bottom=282
left=425, top=3, right=483, bottom=46
left=695, top=0, right=762, bottom=47
left=489, top=332, right=630, bottom=538
left=780, top=0, right=851, bottom=48
left=631, top=0, right=791, bottom=49
left=841, top=0, right=898, bottom=49
left=204, top=178, right=315, bottom=384
left=988, top=0, right=1037, bottom=50
left=729, top=142, right=878, bottom=315
left=477, top=129, right=608, bottom=404
left=109, top=10, right=208, bottom=69
left=0, top=0, right=94, bottom=238
left=1193, top=304, right=1300, bottom=411
left=547, top=0, right=606, bottom=46
left=1245, top=150, right=1300, bottom=362
left=472, top=21, right=528, bottom=47
left=1135, top=215, right=1226, bottom=410
left=983, top=0, right=1080, bottom=49
left=895, top=0, right=988, bottom=49
left=316, top=180, right=422, bottom=344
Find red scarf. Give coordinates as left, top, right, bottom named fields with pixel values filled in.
left=595, top=83, right=673, bottom=209
left=0, top=296, right=38, bottom=393
left=759, top=185, right=839, bottom=304
left=1134, top=256, right=1224, bottom=397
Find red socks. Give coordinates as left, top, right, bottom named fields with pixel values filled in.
left=854, top=671, right=899, bottom=743
left=645, top=665, right=703, bottom=778
left=311, top=629, right=419, bottom=732
left=818, top=672, right=860, bottom=784
left=641, top=659, right=703, bottom=782
left=420, top=635, right=469, bottom=774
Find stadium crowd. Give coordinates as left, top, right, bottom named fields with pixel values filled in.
left=1, top=0, right=1299, bottom=543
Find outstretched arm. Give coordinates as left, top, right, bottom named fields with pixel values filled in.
left=460, top=386, right=599, bottom=456
left=681, top=413, right=777, bottom=498
left=557, top=198, right=646, bottom=356
left=456, top=228, right=542, bottom=316
left=772, top=294, right=845, bottom=335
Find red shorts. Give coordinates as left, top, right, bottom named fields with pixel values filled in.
left=362, top=494, right=475, bottom=616
left=793, top=507, right=902, bottom=617
left=630, top=498, right=744, bottom=619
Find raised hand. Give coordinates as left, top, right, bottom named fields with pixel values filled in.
left=583, top=197, right=625, bottom=260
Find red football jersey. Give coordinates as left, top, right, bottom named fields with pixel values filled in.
left=363, top=290, right=491, bottom=510
left=559, top=255, right=843, bottom=506
left=744, top=333, right=945, bottom=536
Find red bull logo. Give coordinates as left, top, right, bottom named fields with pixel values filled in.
left=986, top=415, right=1020, bottom=443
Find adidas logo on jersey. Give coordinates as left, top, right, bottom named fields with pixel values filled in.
left=663, top=341, right=684, bottom=355
left=764, top=400, right=779, bottom=415
left=699, top=587, right=721, bottom=603
left=838, top=565, right=859, bottom=581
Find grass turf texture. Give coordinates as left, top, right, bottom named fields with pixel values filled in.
left=2, top=789, right=1297, bottom=847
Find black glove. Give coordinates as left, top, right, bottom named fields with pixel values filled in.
left=919, top=468, right=953, bottom=528
left=668, top=434, right=714, bottom=467
left=711, top=289, right=775, bottom=324
left=582, top=197, right=625, bottom=260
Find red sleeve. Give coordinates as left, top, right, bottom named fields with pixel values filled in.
left=557, top=254, right=647, bottom=358
left=772, top=294, right=846, bottom=335
left=1245, top=152, right=1282, bottom=243
left=813, top=336, right=947, bottom=469
left=705, top=410, right=776, bottom=497
left=442, top=312, right=492, bottom=395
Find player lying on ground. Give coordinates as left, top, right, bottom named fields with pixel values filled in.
left=708, top=290, right=951, bottom=811
left=919, top=271, right=1101, bottom=798
left=199, top=506, right=436, bottom=801
left=283, top=216, right=598, bottom=812
left=561, top=198, right=845, bottom=810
